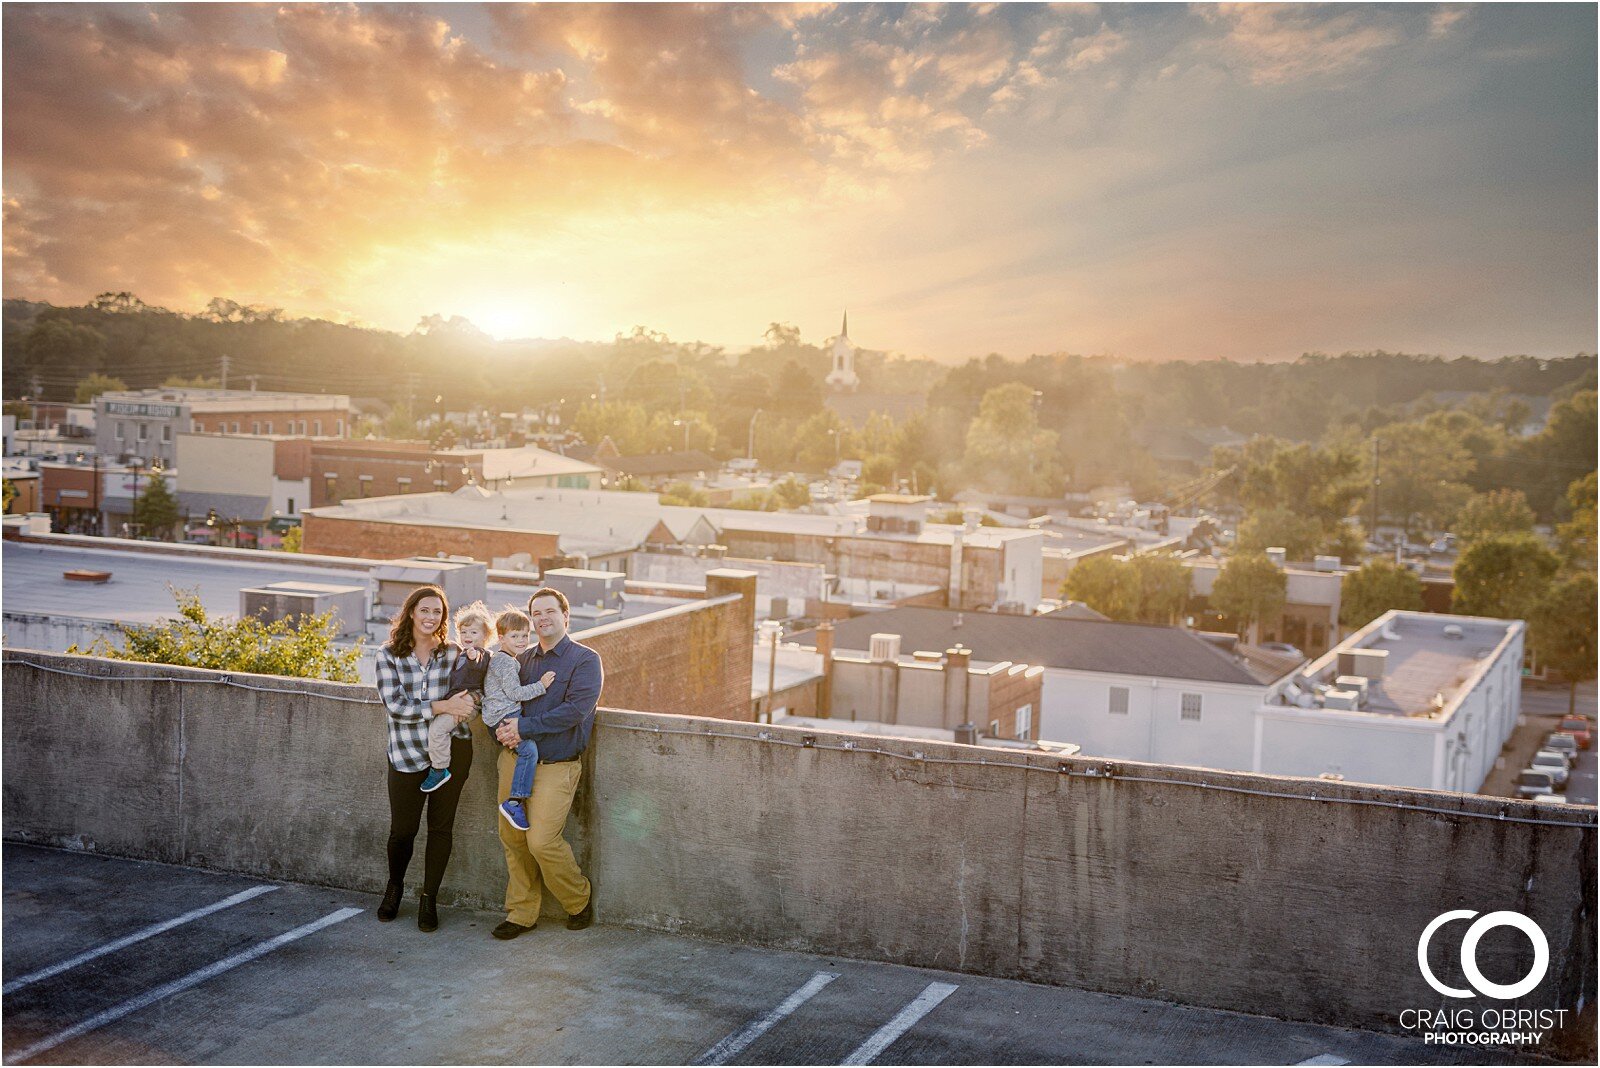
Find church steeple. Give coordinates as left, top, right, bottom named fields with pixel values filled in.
left=841, top=310, right=849, bottom=338
left=825, top=310, right=860, bottom=392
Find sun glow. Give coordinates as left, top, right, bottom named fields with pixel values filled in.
left=463, top=305, right=542, bottom=341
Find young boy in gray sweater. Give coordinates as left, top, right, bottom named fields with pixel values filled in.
left=483, top=607, right=556, bottom=832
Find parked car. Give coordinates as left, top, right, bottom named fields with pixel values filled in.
left=1259, top=642, right=1306, bottom=660
left=1557, top=717, right=1592, bottom=750
left=1544, top=732, right=1581, bottom=760
left=1516, top=770, right=1557, bottom=799
left=1533, top=793, right=1570, bottom=806
left=1529, top=750, right=1571, bottom=787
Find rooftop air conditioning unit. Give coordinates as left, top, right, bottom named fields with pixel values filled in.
left=1339, top=647, right=1389, bottom=679
left=542, top=567, right=625, bottom=618
left=1323, top=689, right=1361, bottom=711
left=1334, top=675, right=1369, bottom=703
left=1313, top=555, right=1341, bottom=572
left=240, top=581, right=368, bottom=638
left=869, top=633, right=902, bottom=662
left=1265, top=547, right=1287, bottom=566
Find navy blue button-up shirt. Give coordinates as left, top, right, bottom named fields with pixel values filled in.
left=515, top=634, right=603, bottom=761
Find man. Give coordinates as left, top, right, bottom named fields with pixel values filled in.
left=490, top=586, right=602, bottom=940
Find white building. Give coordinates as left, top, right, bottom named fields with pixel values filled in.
left=1256, top=610, right=1523, bottom=792
left=824, top=312, right=859, bottom=392
left=801, top=606, right=1300, bottom=770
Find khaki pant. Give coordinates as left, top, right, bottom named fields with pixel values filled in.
left=427, top=714, right=457, bottom=770
left=497, top=746, right=590, bottom=926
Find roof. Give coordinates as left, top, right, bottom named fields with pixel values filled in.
left=1041, top=601, right=1110, bottom=621
left=602, top=451, right=718, bottom=477
left=177, top=491, right=273, bottom=522
left=1301, top=611, right=1519, bottom=717
left=796, top=606, right=1278, bottom=686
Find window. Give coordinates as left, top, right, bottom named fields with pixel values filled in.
left=191, top=420, right=201, bottom=432
left=231, top=422, right=241, bottom=434
left=1016, top=704, right=1032, bottom=740
left=1181, top=693, right=1202, bottom=721
left=252, top=422, right=261, bottom=435
left=286, top=497, right=295, bottom=514
left=1109, top=686, right=1129, bottom=715
left=358, top=474, right=373, bottom=497
left=323, top=475, right=338, bottom=499
left=989, top=719, right=1001, bottom=737
left=137, top=423, right=149, bottom=441
left=115, top=422, right=126, bottom=441
left=265, top=421, right=273, bottom=434
left=397, top=476, right=411, bottom=494
left=336, top=418, right=344, bottom=436
left=433, top=479, right=448, bottom=490
left=314, top=419, right=323, bottom=436
left=161, top=425, right=172, bottom=443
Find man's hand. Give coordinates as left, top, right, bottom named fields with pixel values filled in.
left=495, top=718, right=521, bottom=749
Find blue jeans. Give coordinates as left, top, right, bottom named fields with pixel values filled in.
left=508, top=738, right=539, bottom=800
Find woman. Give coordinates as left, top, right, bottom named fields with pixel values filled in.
left=374, top=584, right=477, bottom=931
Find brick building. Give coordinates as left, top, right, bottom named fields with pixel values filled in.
left=95, top=388, right=352, bottom=467
left=309, top=441, right=600, bottom=506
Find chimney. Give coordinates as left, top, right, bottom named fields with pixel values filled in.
left=816, top=620, right=835, bottom=719
left=943, top=644, right=971, bottom=731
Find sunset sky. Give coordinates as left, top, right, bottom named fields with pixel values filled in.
left=3, top=2, right=1595, bottom=361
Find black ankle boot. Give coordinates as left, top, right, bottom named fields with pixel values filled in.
left=418, top=892, right=439, bottom=932
left=376, top=882, right=402, bottom=922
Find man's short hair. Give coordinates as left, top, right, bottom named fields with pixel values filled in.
left=495, top=607, right=531, bottom=634
left=528, top=586, right=570, bottom=615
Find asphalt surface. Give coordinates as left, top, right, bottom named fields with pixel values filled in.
left=1, top=845, right=1568, bottom=1066
left=1479, top=682, right=1598, bottom=806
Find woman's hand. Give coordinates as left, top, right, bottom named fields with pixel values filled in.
left=434, top=692, right=476, bottom=722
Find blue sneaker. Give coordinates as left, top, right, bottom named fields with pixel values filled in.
left=499, top=799, right=530, bottom=831
left=420, top=767, right=451, bottom=793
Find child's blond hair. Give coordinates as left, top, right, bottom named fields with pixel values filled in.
left=495, top=607, right=531, bottom=636
left=454, top=601, right=495, bottom=643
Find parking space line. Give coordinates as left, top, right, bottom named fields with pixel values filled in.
left=693, top=970, right=841, bottom=1066
left=1294, top=1056, right=1350, bottom=1066
left=840, top=981, right=959, bottom=1065
left=3, top=906, right=361, bottom=1065
left=2, top=884, right=278, bottom=995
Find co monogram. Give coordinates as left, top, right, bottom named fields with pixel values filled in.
left=1417, top=910, right=1549, bottom=1000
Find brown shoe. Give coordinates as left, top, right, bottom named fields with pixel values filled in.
left=565, top=898, right=594, bottom=930
left=492, top=919, right=535, bottom=940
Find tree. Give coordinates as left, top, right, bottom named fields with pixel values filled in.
left=1529, top=573, right=1598, bottom=715
left=280, top=526, right=304, bottom=553
left=2, top=478, right=17, bottom=513
left=1556, top=472, right=1596, bottom=569
left=772, top=477, right=811, bottom=510
left=960, top=383, right=1062, bottom=496
left=162, top=374, right=221, bottom=389
left=25, top=318, right=106, bottom=370
left=1454, top=489, right=1536, bottom=546
left=1061, top=554, right=1190, bottom=624
left=1210, top=553, right=1287, bottom=643
left=71, top=586, right=360, bottom=683
left=1062, top=556, right=1124, bottom=619
left=1369, top=420, right=1474, bottom=535
left=1451, top=533, right=1560, bottom=621
left=1236, top=508, right=1324, bottom=561
left=132, top=475, right=181, bottom=539
left=659, top=481, right=708, bottom=507
left=1339, top=559, right=1424, bottom=630
left=74, top=372, right=126, bottom=404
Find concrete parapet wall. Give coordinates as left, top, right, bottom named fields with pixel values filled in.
left=2, top=650, right=1593, bottom=1047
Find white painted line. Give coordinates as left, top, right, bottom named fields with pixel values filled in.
left=1295, top=1056, right=1350, bottom=1066
left=2, top=884, right=279, bottom=994
left=841, top=981, right=959, bottom=1065
left=4, top=906, right=361, bottom=1065
left=694, top=970, right=841, bottom=1066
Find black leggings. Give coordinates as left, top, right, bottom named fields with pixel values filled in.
left=385, top=735, right=473, bottom=896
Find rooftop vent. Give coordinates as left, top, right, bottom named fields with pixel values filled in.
left=1443, top=624, right=1464, bottom=640
left=869, top=633, right=902, bottom=662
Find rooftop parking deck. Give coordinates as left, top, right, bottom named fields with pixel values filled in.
left=0, top=846, right=1544, bottom=1066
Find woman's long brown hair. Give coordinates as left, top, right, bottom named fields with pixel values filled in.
left=386, top=585, right=450, bottom=658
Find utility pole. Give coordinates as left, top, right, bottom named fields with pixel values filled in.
left=219, top=354, right=231, bottom=390
left=1370, top=437, right=1381, bottom=543
left=748, top=408, right=762, bottom=460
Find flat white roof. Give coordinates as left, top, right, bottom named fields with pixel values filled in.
left=1301, top=610, right=1519, bottom=717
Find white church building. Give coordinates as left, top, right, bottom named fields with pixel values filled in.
left=825, top=312, right=860, bottom=392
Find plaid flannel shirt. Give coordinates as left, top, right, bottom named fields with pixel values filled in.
left=376, top=641, right=465, bottom=772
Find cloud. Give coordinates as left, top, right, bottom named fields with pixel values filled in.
left=1199, top=3, right=1406, bottom=86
